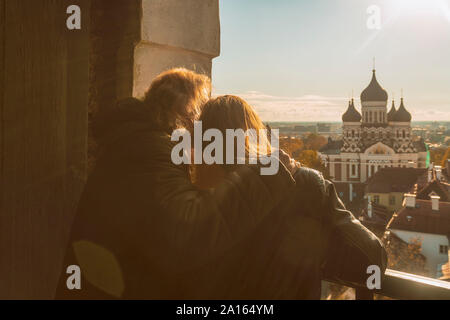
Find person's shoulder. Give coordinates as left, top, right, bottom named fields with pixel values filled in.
left=127, top=129, right=173, bottom=156
left=294, top=167, right=327, bottom=195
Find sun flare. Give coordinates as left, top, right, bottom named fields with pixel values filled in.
left=387, top=0, right=450, bottom=18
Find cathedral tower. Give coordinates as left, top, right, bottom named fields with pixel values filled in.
left=360, top=69, right=388, bottom=125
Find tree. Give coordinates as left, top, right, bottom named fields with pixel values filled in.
left=430, top=147, right=447, bottom=166
left=384, top=236, right=428, bottom=277
left=279, top=135, right=329, bottom=179
left=297, top=150, right=329, bottom=179
left=303, top=133, right=327, bottom=151
left=279, top=137, right=304, bottom=158
left=440, top=147, right=450, bottom=168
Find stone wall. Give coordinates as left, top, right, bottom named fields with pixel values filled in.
left=0, top=0, right=220, bottom=299
left=133, top=0, right=220, bottom=97
left=0, top=0, right=90, bottom=299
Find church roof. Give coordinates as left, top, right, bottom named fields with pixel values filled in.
left=342, top=99, right=362, bottom=122
left=361, top=70, right=388, bottom=102
left=387, top=100, right=397, bottom=121
left=393, top=98, right=412, bottom=122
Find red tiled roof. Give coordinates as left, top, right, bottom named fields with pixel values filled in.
left=366, top=168, right=427, bottom=194
left=388, top=200, right=450, bottom=235
left=416, top=179, right=450, bottom=202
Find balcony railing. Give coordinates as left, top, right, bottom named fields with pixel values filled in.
left=351, top=269, right=450, bottom=300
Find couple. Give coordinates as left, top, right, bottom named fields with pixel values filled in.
left=56, top=68, right=387, bottom=300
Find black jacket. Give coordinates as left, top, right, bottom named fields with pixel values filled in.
left=55, top=98, right=386, bottom=299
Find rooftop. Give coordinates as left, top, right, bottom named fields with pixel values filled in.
left=416, top=179, right=450, bottom=202
left=388, top=199, right=450, bottom=236
left=366, top=167, right=427, bottom=194
left=360, top=70, right=388, bottom=102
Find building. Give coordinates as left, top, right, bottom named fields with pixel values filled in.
left=317, top=123, right=332, bottom=133
left=294, top=125, right=317, bottom=133
left=387, top=194, right=450, bottom=278
left=439, top=244, right=450, bottom=281
left=319, top=69, right=429, bottom=204
left=365, top=167, right=427, bottom=214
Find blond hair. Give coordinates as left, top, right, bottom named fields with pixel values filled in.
left=194, top=95, right=271, bottom=188
left=143, top=68, right=211, bottom=132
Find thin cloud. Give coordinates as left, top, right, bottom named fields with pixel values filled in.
left=213, top=91, right=450, bottom=122
left=214, top=91, right=349, bottom=122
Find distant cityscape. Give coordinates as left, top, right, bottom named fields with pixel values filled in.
left=269, top=69, right=450, bottom=283
left=269, top=121, right=450, bottom=150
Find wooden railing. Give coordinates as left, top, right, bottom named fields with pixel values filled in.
left=354, top=269, right=450, bottom=300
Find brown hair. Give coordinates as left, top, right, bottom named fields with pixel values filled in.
left=143, top=68, right=211, bottom=132
left=193, top=95, right=271, bottom=188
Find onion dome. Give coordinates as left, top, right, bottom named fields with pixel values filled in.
left=387, top=100, right=397, bottom=121
left=393, top=98, right=412, bottom=122
left=342, top=98, right=362, bottom=122
left=360, top=70, right=388, bottom=102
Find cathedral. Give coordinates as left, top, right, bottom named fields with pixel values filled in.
left=319, top=69, right=429, bottom=189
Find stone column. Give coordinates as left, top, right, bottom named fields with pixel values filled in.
left=133, top=0, right=220, bottom=97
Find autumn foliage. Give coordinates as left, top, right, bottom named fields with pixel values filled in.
left=430, top=147, right=450, bottom=167
left=384, top=235, right=428, bottom=277
left=280, top=134, right=328, bottom=177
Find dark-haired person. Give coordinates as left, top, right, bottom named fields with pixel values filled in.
left=55, top=69, right=297, bottom=299
left=191, top=95, right=387, bottom=299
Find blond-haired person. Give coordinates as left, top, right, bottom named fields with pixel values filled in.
left=56, top=69, right=297, bottom=299
left=189, top=95, right=387, bottom=299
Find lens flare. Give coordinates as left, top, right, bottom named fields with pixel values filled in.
left=387, top=0, right=450, bottom=17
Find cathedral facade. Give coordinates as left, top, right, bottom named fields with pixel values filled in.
left=319, top=69, right=429, bottom=187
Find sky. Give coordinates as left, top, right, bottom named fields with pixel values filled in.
left=212, top=0, right=450, bottom=122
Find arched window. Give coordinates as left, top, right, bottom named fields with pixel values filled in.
left=352, top=130, right=355, bottom=138
left=402, top=130, right=406, bottom=138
